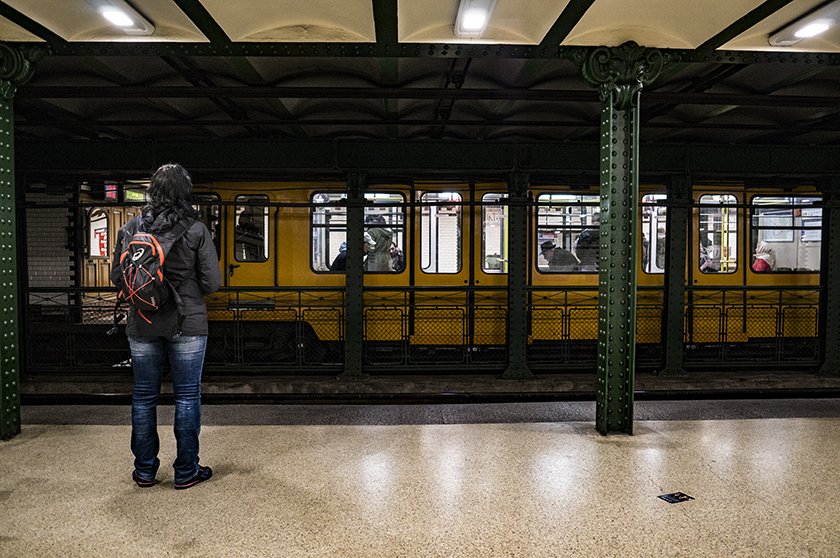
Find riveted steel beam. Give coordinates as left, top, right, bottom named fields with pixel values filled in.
left=580, top=42, right=666, bottom=435
left=503, top=172, right=532, bottom=379
left=342, top=173, right=365, bottom=377
left=0, top=45, right=42, bottom=440
left=661, top=174, right=689, bottom=376
left=820, top=177, right=840, bottom=377
left=11, top=42, right=840, bottom=64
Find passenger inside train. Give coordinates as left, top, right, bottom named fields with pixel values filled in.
left=752, top=241, right=776, bottom=272
left=539, top=240, right=579, bottom=271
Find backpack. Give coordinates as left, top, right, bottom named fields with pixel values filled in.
left=110, top=219, right=191, bottom=333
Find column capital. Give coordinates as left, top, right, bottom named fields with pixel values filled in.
left=0, top=44, right=45, bottom=99
left=579, top=41, right=668, bottom=109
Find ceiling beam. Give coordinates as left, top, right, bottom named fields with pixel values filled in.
left=697, top=0, right=795, bottom=51
left=538, top=0, right=597, bottom=49
left=16, top=118, right=840, bottom=134
left=16, top=86, right=840, bottom=107
left=0, top=1, right=65, bottom=44
left=171, top=0, right=231, bottom=43
left=372, top=0, right=398, bottom=46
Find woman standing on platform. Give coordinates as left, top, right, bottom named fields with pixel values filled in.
left=110, top=163, right=222, bottom=490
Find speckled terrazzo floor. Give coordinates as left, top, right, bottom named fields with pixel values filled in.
left=2, top=402, right=839, bottom=557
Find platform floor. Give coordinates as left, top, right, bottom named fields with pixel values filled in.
left=2, top=400, right=839, bottom=557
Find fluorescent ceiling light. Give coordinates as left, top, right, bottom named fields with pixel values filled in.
left=454, top=0, right=497, bottom=39
left=101, top=8, right=134, bottom=27
left=769, top=0, right=839, bottom=46
left=85, top=0, right=155, bottom=36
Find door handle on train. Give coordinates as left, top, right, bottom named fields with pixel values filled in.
left=229, top=263, right=240, bottom=277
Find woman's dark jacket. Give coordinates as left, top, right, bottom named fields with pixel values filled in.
left=110, top=216, right=222, bottom=338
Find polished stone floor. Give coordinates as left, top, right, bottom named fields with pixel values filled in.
left=1, top=400, right=839, bottom=557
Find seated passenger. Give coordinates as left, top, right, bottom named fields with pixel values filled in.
left=539, top=240, right=579, bottom=271
left=751, top=241, right=775, bottom=272
left=574, top=214, right=600, bottom=271
left=329, top=235, right=373, bottom=272
left=699, top=241, right=720, bottom=273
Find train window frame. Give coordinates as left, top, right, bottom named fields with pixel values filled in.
left=311, top=191, right=347, bottom=274
left=233, top=194, right=269, bottom=263
left=750, top=195, right=821, bottom=274
left=482, top=193, right=508, bottom=274
left=535, top=193, right=600, bottom=274
left=87, top=208, right=110, bottom=259
left=420, top=191, right=462, bottom=274
left=310, top=191, right=407, bottom=274
left=364, top=192, right=406, bottom=274
left=641, top=194, right=668, bottom=275
left=192, top=192, right=221, bottom=257
left=697, top=194, right=738, bottom=274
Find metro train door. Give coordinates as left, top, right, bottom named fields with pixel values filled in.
left=225, top=194, right=274, bottom=287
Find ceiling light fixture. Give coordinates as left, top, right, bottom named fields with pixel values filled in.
left=85, top=0, right=155, bottom=36
left=768, top=0, right=840, bottom=46
left=454, top=0, right=497, bottom=39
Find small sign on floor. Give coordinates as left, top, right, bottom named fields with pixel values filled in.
left=658, top=492, right=694, bottom=504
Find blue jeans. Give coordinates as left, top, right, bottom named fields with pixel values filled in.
left=129, top=335, right=208, bottom=484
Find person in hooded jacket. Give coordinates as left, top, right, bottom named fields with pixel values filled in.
left=110, top=163, right=222, bottom=490
left=751, top=241, right=776, bottom=272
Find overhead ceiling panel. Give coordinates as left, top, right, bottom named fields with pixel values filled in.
left=564, top=0, right=766, bottom=48
left=199, top=0, right=376, bottom=42
left=398, top=0, right=572, bottom=44
left=2, top=0, right=206, bottom=41
left=723, top=0, right=840, bottom=52
left=0, top=15, right=40, bottom=41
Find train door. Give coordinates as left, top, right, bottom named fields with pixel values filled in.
left=410, top=186, right=470, bottom=356
left=637, top=191, right=668, bottom=357
left=690, top=189, right=743, bottom=346
left=83, top=206, right=140, bottom=288
left=226, top=194, right=273, bottom=287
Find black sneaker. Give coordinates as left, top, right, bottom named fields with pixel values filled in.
left=174, top=466, right=213, bottom=490
left=132, top=471, right=156, bottom=488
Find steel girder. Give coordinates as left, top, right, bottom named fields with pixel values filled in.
left=820, top=178, right=840, bottom=377
left=0, top=45, right=41, bottom=440
left=503, top=172, right=532, bottom=379
left=580, top=42, right=665, bottom=434
left=661, top=175, right=689, bottom=376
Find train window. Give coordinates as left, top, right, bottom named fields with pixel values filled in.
left=311, top=192, right=406, bottom=273
left=751, top=196, right=821, bottom=273
left=88, top=209, right=109, bottom=258
left=482, top=193, right=508, bottom=273
left=193, top=193, right=221, bottom=256
left=364, top=193, right=405, bottom=273
left=234, top=195, right=269, bottom=262
left=641, top=194, right=667, bottom=274
left=698, top=194, right=737, bottom=274
left=535, top=194, right=599, bottom=273
left=311, top=192, right=346, bottom=272
left=420, top=192, right=461, bottom=273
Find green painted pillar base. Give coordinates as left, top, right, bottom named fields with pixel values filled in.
left=819, top=180, right=840, bottom=377
left=503, top=172, right=533, bottom=380
left=0, top=45, right=42, bottom=440
left=341, top=172, right=367, bottom=378
left=580, top=42, right=665, bottom=435
left=660, top=174, right=689, bottom=376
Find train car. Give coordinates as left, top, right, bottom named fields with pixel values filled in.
left=25, top=177, right=823, bottom=375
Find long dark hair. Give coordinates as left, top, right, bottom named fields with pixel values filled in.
left=141, top=163, right=199, bottom=232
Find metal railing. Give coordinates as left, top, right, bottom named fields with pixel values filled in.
left=23, top=284, right=821, bottom=374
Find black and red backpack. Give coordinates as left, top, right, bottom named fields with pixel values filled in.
left=111, top=220, right=190, bottom=331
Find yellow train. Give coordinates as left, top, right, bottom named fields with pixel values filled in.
left=73, top=179, right=822, bottom=371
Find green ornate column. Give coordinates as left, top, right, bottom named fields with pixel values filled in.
left=0, top=45, right=41, bottom=440
left=819, top=178, right=840, bottom=376
left=661, top=174, right=689, bottom=376
left=342, top=172, right=365, bottom=377
left=580, top=42, right=664, bottom=434
left=503, top=171, right=532, bottom=379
